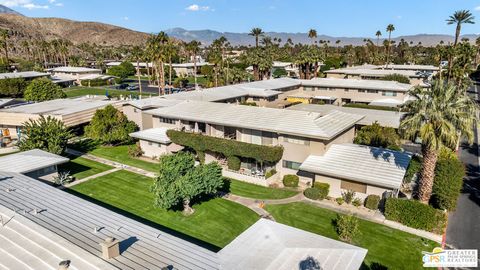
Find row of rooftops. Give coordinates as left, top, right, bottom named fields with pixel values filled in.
left=324, top=64, right=439, bottom=77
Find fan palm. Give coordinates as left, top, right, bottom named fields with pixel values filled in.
left=185, top=40, right=201, bottom=90
left=400, top=81, right=477, bottom=203
left=130, top=46, right=144, bottom=95
left=375, top=30, right=382, bottom=46
left=447, top=10, right=475, bottom=47
left=385, top=24, right=395, bottom=67
left=249, top=28, right=264, bottom=48
left=308, top=29, right=317, bottom=45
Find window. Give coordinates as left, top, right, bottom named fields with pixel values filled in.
left=341, top=180, right=367, bottom=193
left=261, top=131, right=275, bottom=145
left=382, top=91, right=397, bottom=97
left=304, top=86, right=314, bottom=91
left=133, top=108, right=137, bottom=113
left=159, top=117, right=176, bottom=124
left=282, top=160, right=302, bottom=170
left=367, top=90, right=378, bottom=94
left=358, top=89, right=366, bottom=93
left=344, top=89, right=349, bottom=92
left=283, top=135, right=310, bottom=145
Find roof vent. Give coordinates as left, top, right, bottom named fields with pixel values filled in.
left=58, top=260, right=70, bottom=270
left=100, top=237, right=120, bottom=259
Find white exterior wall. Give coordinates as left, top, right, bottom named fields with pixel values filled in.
left=314, top=174, right=393, bottom=199
left=139, top=140, right=169, bottom=159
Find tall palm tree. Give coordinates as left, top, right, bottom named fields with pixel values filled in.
left=308, top=29, right=317, bottom=45
left=130, top=45, right=144, bottom=95
left=385, top=24, right=395, bottom=67
left=186, top=40, right=201, bottom=90
left=400, top=81, right=477, bottom=203
left=249, top=28, right=264, bottom=48
left=375, top=30, right=382, bottom=46
left=447, top=10, right=475, bottom=47
left=446, top=10, right=475, bottom=81
left=147, top=32, right=169, bottom=95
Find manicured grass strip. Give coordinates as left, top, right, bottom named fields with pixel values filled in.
left=70, top=170, right=259, bottom=248
left=58, top=156, right=113, bottom=180
left=89, top=145, right=160, bottom=172
left=227, top=178, right=299, bottom=200
left=63, top=86, right=156, bottom=98
left=265, top=202, right=437, bottom=270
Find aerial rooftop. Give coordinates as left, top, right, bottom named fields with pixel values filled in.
left=0, top=71, right=50, bottom=80
left=47, top=66, right=102, bottom=73
left=301, top=77, right=413, bottom=92
left=300, top=143, right=412, bottom=190
left=0, top=149, right=69, bottom=173
left=146, top=100, right=364, bottom=140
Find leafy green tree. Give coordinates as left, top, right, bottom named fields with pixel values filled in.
left=18, top=115, right=73, bottom=155
left=23, top=78, right=66, bottom=102
left=400, top=81, right=477, bottom=203
left=151, top=152, right=223, bottom=214
left=84, top=105, right=138, bottom=145
left=381, top=73, right=410, bottom=84
left=0, top=78, right=28, bottom=97
left=354, top=122, right=401, bottom=150
left=107, top=61, right=135, bottom=79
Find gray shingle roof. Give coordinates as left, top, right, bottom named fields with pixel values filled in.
left=300, top=143, right=411, bottom=189
left=0, top=172, right=220, bottom=270
left=0, top=149, right=69, bottom=173
left=287, top=104, right=404, bottom=128
left=218, top=218, right=367, bottom=270
left=130, top=128, right=171, bottom=144
left=146, top=100, right=364, bottom=140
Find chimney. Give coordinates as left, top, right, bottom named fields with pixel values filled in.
left=100, top=237, right=120, bottom=259
left=58, top=260, right=70, bottom=270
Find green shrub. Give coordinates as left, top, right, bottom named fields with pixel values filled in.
left=352, top=198, right=362, bottom=207
left=336, top=197, right=344, bottom=205
left=342, top=190, right=356, bottom=204
left=304, top=188, right=321, bottom=200
left=404, top=155, right=422, bottom=183
left=313, top=182, right=329, bottom=200
left=239, top=101, right=258, bottom=106
left=127, top=142, right=143, bottom=157
left=381, top=73, right=411, bottom=84
left=227, top=156, right=241, bottom=171
left=0, top=77, right=27, bottom=98
left=431, top=153, right=465, bottom=211
left=197, top=151, right=205, bottom=164
left=265, top=169, right=277, bottom=179
left=343, top=103, right=399, bottom=111
left=81, top=78, right=109, bottom=87
left=24, top=78, right=66, bottom=102
left=334, top=214, right=360, bottom=243
left=282, top=174, right=299, bottom=187
left=353, top=122, right=401, bottom=150
left=384, top=198, right=447, bottom=234
left=364, top=195, right=381, bottom=210
left=166, top=130, right=284, bottom=163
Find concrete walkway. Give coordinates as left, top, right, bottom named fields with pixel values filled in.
left=65, top=148, right=156, bottom=178
left=64, top=168, right=121, bottom=188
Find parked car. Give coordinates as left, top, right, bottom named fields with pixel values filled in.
left=127, top=85, right=139, bottom=91
left=116, top=83, right=129, bottom=89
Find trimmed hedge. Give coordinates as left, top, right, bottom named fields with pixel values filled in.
left=431, top=154, right=465, bottom=211
left=167, top=130, right=284, bottom=162
left=384, top=198, right=446, bottom=234
left=283, top=175, right=299, bottom=187
left=227, top=156, right=241, bottom=171
left=364, top=195, right=381, bottom=210
left=304, top=188, right=321, bottom=200
left=265, top=169, right=277, bottom=179
left=313, top=182, right=329, bottom=200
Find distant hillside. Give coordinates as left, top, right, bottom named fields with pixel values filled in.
left=0, top=4, right=23, bottom=16
left=0, top=13, right=149, bottom=47
left=165, top=27, right=479, bottom=47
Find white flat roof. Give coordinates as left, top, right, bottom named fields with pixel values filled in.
left=146, top=100, right=364, bottom=140
left=126, top=97, right=184, bottom=109
left=369, top=98, right=404, bottom=107
left=287, top=104, right=404, bottom=128
left=0, top=149, right=69, bottom=173
left=327, top=68, right=422, bottom=78
left=300, top=143, right=411, bottom=189
left=379, top=64, right=439, bottom=71
left=0, top=98, right=120, bottom=116
left=219, top=218, right=367, bottom=270
left=48, top=67, right=102, bottom=73
left=0, top=71, right=50, bottom=79
left=302, top=78, right=412, bottom=92
left=130, top=127, right=171, bottom=144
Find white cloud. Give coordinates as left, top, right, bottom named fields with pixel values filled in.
left=54, top=2, right=62, bottom=6
left=123, top=16, right=129, bottom=21
left=1, top=0, right=49, bottom=9
left=185, top=4, right=211, bottom=11
left=474, top=6, right=480, bottom=11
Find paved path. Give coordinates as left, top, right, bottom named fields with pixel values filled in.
left=64, top=168, right=121, bottom=188
left=65, top=148, right=156, bottom=178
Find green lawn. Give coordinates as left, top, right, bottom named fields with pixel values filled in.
left=186, top=76, right=208, bottom=85
left=69, top=140, right=160, bottom=173
left=58, top=156, right=113, bottom=180
left=63, top=86, right=156, bottom=98
left=70, top=170, right=259, bottom=248
left=265, top=202, right=437, bottom=270
left=227, top=178, right=299, bottom=200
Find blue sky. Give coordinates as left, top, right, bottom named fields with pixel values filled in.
left=3, top=0, right=480, bottom=37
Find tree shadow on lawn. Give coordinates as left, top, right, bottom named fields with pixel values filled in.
left=58, top=162, right=92, bottom=178
left=360, top=262, right=388, bottom=270
left=64, top=188, right=222, bottom=252
left=68, top=139, right=100, bottom=153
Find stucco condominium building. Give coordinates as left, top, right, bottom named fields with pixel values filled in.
left=324, top=64, right=438, bottom=86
